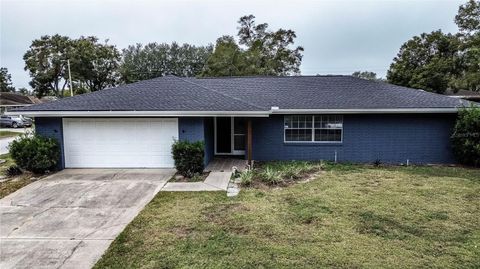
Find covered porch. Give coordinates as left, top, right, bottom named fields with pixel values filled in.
left=205, top=116, right=253, bottom=168
left=205, top=157, right=248, bottom=172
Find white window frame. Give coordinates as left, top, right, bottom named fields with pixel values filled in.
left=284, top=115, right=343, bottom=143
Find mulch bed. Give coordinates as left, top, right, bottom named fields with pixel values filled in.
left=169, top=172, right=210, bottom=182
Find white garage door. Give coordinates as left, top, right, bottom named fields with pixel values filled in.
left=63, top=118, right=178, bottom=168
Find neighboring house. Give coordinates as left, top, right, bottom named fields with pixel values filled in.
left=444, top=89, right=480, bottom=102
left=9, top=75, right=471, bottom=169
left=0, top=92, right=42, bottom=114
left=39, top=96, right=59, bottom=103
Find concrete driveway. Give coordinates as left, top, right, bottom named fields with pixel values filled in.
left=0, top=136, right=16, bottom=155
left=0, top=168, right=174, bottom=269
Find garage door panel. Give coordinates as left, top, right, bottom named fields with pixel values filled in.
left=63, top=118, right=178, bottom=168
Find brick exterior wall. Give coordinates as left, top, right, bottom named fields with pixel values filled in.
left=251, top=114, right=456, bottom=164
left=178, top=117, right=212, bottom=166
left=35, top=117, right=65, bottom=169
left=35, top=114, right=457, bottom=171
left=178, top=117, right=204, bottom=142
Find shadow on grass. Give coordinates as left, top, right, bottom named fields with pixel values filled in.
left=284, top=196, right=333, bottom=224
left=356, top=210, right=474, bottom=245
left=356, top=211, right=423, bottom=240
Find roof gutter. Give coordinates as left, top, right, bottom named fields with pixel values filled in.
left=6, top=107, right=462, bottom=117
left=5, top=110, right=271, bottom=117
left=269, top=108, right=460, bottom=114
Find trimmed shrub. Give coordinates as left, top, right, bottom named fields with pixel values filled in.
left=9, top=134, right=60, bottom=174
left=451, top=106, right=480, bottom=167
left=171, top=140, right=204, bottom=177
left=5, top=165, right=22, bottom=177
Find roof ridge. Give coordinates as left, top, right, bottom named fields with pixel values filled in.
left=174, top=76, right=266, bottom=110
left=196, top=75, right=348, bottom=79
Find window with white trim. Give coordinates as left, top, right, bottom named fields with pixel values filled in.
left=284, top=115, right=343, bottom=142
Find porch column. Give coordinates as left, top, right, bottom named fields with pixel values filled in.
left=247, top=119, right=252, bottom=166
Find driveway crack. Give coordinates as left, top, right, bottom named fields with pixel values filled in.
left=56, top=240, right=83, bottom=269
left=6, top=207, right=51, bottom=237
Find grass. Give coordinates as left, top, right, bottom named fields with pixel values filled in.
left=0, top=153, right=37, bottom=199
left=0, top=130, right=20, bottom=139
left=95, top=163, right=480, bottom=268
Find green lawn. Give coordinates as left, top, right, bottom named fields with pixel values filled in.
left=0, top=130, right=20, bottom=139
left=95, top=164, right=480, bottom=268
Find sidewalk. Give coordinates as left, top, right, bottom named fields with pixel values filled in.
left=161, top=171, right=231, bottom=192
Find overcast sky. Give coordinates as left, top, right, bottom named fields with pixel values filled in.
left=1, top=0, right=463, bottom=89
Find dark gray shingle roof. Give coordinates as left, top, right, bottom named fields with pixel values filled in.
left=191, top=76, right=469, bottom=109
left=15, top=75, right=469, bottom=112
left=16, top=76, right=263, bottom=112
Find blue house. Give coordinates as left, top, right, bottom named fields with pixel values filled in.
left=10, top=75, right=469, bottom=169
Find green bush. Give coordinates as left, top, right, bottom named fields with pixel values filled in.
left=9, top=134, right=60, bottom=174
left=451, top=106, right=480, bottom=167
left=171, top=140, right=204, bottom=177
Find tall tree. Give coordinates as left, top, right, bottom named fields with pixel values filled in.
left=0, top=67, right=15, bottom=92
left=352, top=71, right=379, bottom=81
left=71, top=36, right=121, bottom=92
left=455, top=0, right=480, bottom=34
left=202, top=15, right=303, bottom=77
left=201, top=36, right=246, bottom=77
left=387, top=0, right=480, bottom=93
left=24, top=35, right=121, bottom=97
left=120, top=42, right=213, bottom=83
left=453, top=0, right=480, bottom=92
left=452, top=34, right=480, bottom=92
left=23, top=35, right=73, bottom=97
left=387, top=31, right=460, bottom=94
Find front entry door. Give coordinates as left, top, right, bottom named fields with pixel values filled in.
left=215, top=117, right=246, bottom=155
left=216, top=117, right=231, bottom=154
